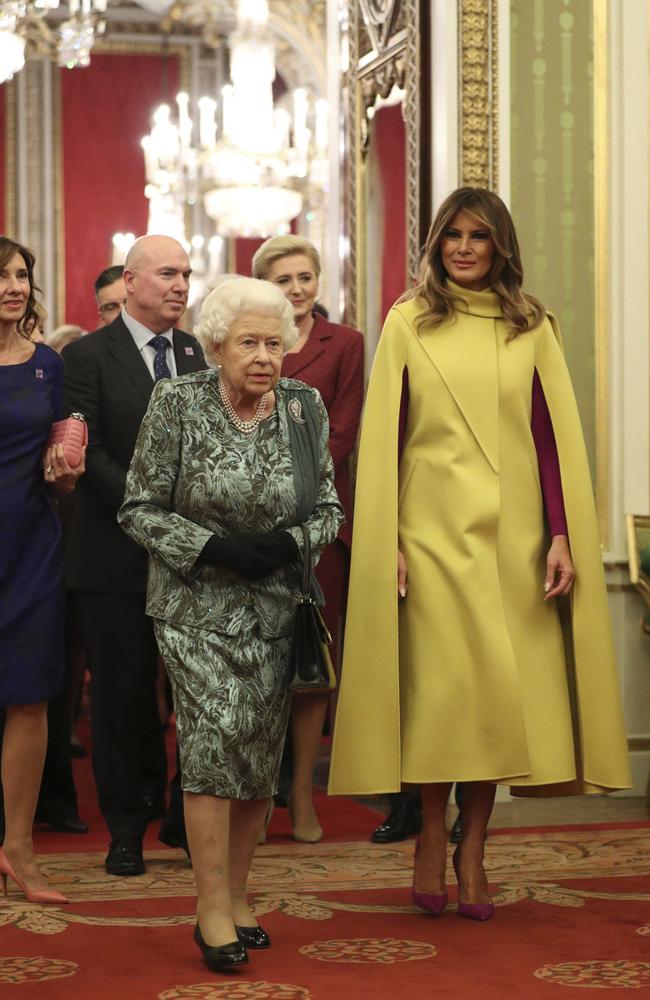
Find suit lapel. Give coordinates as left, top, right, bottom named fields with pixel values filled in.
left=282, top=313, right=330, bottom=379
left=414, top=317, right=500, bottom=474
left=106, top=316, right=153, bottom=401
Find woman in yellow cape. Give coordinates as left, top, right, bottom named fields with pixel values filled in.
left=328, top=188, right=631, bottom=921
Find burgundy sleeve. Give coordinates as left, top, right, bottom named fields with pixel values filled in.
left=531, top=369, right=568, bottom=537
left=398, top=367, right=409, bottom=460
left=327, top=331, right=365, bottom=468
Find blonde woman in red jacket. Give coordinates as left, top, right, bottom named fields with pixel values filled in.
left=253, top=236, right=364, bottom=842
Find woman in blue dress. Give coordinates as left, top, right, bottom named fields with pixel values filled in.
left=0, top=237, right=85, bottom=904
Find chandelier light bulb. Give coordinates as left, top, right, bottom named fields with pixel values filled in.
left=0, top=0, right=106, bottom=80
left=0, top=31, right=25, bottom=84
left=198, top=96, right=217, bottom=148
left=237, top=0, right=269, bottom=28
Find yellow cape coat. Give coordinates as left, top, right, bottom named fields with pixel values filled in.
left=328, top=287, right=631, bottom=797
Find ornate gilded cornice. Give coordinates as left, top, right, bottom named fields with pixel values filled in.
left=458, top=0, right=499, bottom=189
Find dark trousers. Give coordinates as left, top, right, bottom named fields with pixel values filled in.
left=386, top=784, right=464, bottom=813
left=77, top=591, right=167, bottom=841
left=36, top=691, right=79, bottom=821
left=37, top=590, right=83, bottom=822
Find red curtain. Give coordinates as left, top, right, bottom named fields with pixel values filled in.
left=0, top=85, right=6, bottom=235
left=374, top=103, right=407, bottom=323
left=60, top=53, right=179, bottom=331
left=234, top=216, right=298, bottom=278
left=235, top=237, right=264, bottom=277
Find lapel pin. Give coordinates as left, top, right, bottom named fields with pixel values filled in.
left=35, top=369, right=44, bottom=379
left=185, top=346, right=194, bottom=356
left=288, top=398, right=305, bottom=424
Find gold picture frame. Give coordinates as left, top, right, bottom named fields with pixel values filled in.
left=344, top=0, right=427, bottom=338
left=625, top=513, right=650, bottom=632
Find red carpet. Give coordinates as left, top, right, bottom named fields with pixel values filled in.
left=32, top=726, right=381, bottom=855
left=2, top=827, right=650, bottom=999
left=2, top=728, right=647, bottom=998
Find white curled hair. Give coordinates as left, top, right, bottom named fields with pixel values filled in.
left=195, top=275, right=298, bottom=369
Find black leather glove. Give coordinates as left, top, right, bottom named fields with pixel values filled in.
left=253, top=530, right=300, bottom=566
left=197, top=531, right=299, bottom=580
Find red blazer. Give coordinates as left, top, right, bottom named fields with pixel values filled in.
left=282, top=313, right=364, bottom=548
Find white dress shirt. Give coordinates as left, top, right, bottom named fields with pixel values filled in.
left=121, top=309, right=177, bottom=380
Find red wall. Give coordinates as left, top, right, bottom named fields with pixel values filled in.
left=235, top=237, right=264, bottom=277
left=60, top=53, right=179, bottom=331
left=374, top=103, right=407, bottom=323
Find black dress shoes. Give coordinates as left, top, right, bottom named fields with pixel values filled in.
left=449, top=814, right=463, bottom=844
left=235, top=924, right=271, bottom=949
left=35, top=811, right=89, bottom=834
left=194, top=924, right=248, bottom=972
left=159, top=819, right=190, bottom=857
left=371, top=802, right=423, bottom=843
left=104, top=838, right=145, bottom=876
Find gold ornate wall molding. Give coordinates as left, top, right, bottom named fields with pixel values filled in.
left=458, top=0, right=499, bottom=189
left=3, top=81, right=17, bottom=237
left=593, top=0, right=609, bottom=547
left=345, top=0, right=427, bottom=332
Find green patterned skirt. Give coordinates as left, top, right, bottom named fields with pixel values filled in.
left=154, top=619, right=291, bottom=800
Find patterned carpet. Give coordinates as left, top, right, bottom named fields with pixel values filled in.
left=1, top=825, right=650, bottom=998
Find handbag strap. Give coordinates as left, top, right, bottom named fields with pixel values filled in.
left=299, top=522, right=312, bottom=597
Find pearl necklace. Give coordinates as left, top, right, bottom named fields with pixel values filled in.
left=217, top=369, right=268, bottom=434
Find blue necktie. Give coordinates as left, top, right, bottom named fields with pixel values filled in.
left=148, top=335, right=172, bottom=382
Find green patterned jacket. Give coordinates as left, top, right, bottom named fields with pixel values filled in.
left=118, top=372, right=344, bottom=638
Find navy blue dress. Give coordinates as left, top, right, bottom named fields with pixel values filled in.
left=0, top=342, right=65, bottom=706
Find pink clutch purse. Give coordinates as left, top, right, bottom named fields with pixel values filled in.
left=47, top=412, right=88, bottom=468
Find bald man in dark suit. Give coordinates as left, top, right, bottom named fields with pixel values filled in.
left=63, top=236, right=206, bottom=875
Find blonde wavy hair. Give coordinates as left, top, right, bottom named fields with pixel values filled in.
left=407, top=187, right=545, bottom=338
left=252, top=235, right=321, bottom=280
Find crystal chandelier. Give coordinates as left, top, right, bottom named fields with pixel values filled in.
left=140, top=0, right=328, bottom=240
left=0, top=0, right=107, bottom=83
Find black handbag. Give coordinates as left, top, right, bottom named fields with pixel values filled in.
left=287, top=525, right=336, bottom=693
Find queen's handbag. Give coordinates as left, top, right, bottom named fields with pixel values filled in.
left=286, top=524, right=336, bottom=694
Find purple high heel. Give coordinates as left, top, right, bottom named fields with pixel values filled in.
left=411, top=838, right=448, bottom=916
left=452, top=846, right=494, bottom=921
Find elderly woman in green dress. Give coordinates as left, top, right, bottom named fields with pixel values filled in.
left=118, top=277, right=343, bottom=974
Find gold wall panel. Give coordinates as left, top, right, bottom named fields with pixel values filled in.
left=510, top=0, right=598, bottom=494
left=3, top=81, right=17, bottom=236
left=458, top=0, right=499, bottom=189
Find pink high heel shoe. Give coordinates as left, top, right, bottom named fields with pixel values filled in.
left=412, top=838, right=448, bottom=915
left=0, top=849, right=69, bottom=905
left=452, top=846, right=494, bottom=921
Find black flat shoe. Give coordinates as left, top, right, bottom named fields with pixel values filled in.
left=105, top=838, right=145, bottom=877
left=35, top=813, right=89, bottom=835
left=194, top=924, right=248, bottom=971
left=371, top=803, right=422, bottom=844
left=235, top=924, right=271, bottom=949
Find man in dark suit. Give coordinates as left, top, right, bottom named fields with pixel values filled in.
left=63, top=235, right=206, bottom=875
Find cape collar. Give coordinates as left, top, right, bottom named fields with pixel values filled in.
left=446, top=281, right=502, bottom=318
left=400, top=288, right=503, bottom=474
